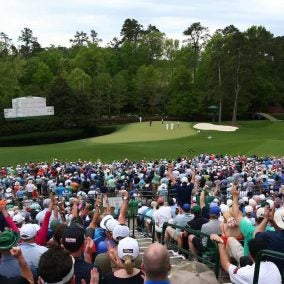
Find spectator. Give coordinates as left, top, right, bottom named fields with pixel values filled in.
left=213, top=237, right=281, bottom=283
left=142, top=243, right=171, bottom=283
left=104, top=237, right=144, bottom=283
left=62, top=223, right=97, bottom=284
left=38, top=247, right=99, bottom=284
left=19, top=223, right=48, bottom=278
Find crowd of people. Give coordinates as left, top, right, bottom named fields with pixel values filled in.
left=0, top=154, right=283, bottom=283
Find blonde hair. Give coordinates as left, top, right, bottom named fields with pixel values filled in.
left=123, top=255, right=134, bottom=275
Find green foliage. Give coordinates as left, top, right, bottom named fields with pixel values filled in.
left=0, top=22, right=283, bottom=125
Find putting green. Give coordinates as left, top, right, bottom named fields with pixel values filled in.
left=91, top=121, right=196, bottom=143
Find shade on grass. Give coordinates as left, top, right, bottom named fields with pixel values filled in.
left=0, top=121, right=283, bottom=166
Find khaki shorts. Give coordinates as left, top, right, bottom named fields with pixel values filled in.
left=227, top=237, right=244, bottom=263
left=166, top=227, right=178, bottom=241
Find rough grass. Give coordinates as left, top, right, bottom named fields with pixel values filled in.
left=0, top=121, right=283, bottom=166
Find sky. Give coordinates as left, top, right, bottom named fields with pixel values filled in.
left=0, top=0, right=283, bottom=48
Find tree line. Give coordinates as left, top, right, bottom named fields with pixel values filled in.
left=0, top=19, right=283, bottom=127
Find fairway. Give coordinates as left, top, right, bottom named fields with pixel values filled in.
left=0, top=120, right=283, bottom=166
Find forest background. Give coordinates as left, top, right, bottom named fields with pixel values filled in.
left=0, top=19, right=283, bottom=142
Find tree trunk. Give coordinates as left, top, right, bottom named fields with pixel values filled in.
left=217, top=56, right=222, bottom=123
left=232, top=48, right=241, bottom=126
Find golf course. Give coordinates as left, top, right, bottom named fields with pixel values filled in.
left=0, top=120, right=283, bottom=166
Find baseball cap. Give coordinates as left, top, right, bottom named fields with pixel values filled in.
left=105, top=219, right=119, bottom=232
left=20, top=223, right=40, bottom=240
left=181, top=177, right=188, bottom=183
left=245, top=205, right=253, bottom=214
left=62, top=224, right=85, bottom=252
left=226, top=199, right=233, bottom=207
left=256, top=207, right=265, bottom=219
left=192, top=205, right=201, bottom=214
left=117, top=237, right=139, bottom=260
left=266, top=199, right=274, bottom=209
left=112, top=224, right=130, bottom=241
left=13, top=213, right=25, bottom=224
left=182, top=203, right=191, bottom=212
left=249, top=199, right=257, bottom=207
left=274, top=208, right=284, bottom=229
left=0, top=230, right=20, bottom=250
left=220, top=204, right=229, bottom=214
left=100, top=215, right=114, bottom=230
left=259, top=194, right=266, bottom=201
left=209, top=206, right=220, bottom=216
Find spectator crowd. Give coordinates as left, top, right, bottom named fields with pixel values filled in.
left=0, top=154, right=283, bottom=283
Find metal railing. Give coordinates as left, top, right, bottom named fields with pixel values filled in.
left=160, top=222, right=220, bottom=278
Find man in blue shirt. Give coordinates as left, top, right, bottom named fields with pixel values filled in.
left=142, top=243, right=170, bottom=284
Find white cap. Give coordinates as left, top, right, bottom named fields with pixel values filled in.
left=243, top=197, right=249, bottom=203
left=100, top=215, right=114, bottom=230
left=117, top=237, right=139, bottom=260
left=13, top=214, right=25, bottom=224
left=274, top=208, right=284, bottom=229
left=249, top=199, right=257, bottom=207
left=256, top=207, right=265, bottom=219
left=227, top=199, right=233, bottom=207
left=245, top=205, right=253, bottom=214
left=20, top=223, right=40, bottom=240
left=181, top=177, right=188, bottom=183
left=266, top=199, right=274, bottom=209
left=220, top=204, right=229, bottom=214
left=259, top=194, right=266, bottom=201
left=112, top=224, right=130, bottom=241
left=105, top=219, right=119, bottom=232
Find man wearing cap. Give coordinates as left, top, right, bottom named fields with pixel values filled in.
left=0, top=230, right=22, bottom=278
left=178, top=205, right=209, bottom=251
left=19, top=223, right=48, bottom=278
left=188, top=205, right=221, bottom=257
left=175, top=169, right=195, bottom=208
left=38, top=247, right=99, bottom=284
left=62, top=223, right=98, bottom=284
left=164, top=203, right=193, bottom=247
left=0, top=235, right=34, bottom=284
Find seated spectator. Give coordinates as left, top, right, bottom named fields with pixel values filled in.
left=164, top=203, right=193, bottom=247
left=154, top=197, right=172, bottom=241
left=188, top=205, right=221, bottom=258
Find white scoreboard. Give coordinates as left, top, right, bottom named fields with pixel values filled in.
left=4, top=97, right=54, bottom=119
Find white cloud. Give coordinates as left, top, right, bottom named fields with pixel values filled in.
left=0, top=0, right=283, bottom=48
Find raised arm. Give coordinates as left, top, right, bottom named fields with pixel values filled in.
left=200, top=187, right=206, bottom=210
left=118, top=190, right=128, bottom=224
left=231, top=185, right=243, bottom=225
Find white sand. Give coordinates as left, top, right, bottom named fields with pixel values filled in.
left=193, top=123, right=238, bottom=132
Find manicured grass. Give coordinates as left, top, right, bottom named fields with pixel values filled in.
left=0, top=121, right=283, bottom=166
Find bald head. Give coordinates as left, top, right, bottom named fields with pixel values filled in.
left=143, top=243, right=170, bottom=280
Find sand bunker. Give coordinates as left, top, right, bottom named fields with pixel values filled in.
left=193, top=123, right=238, bottom=132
